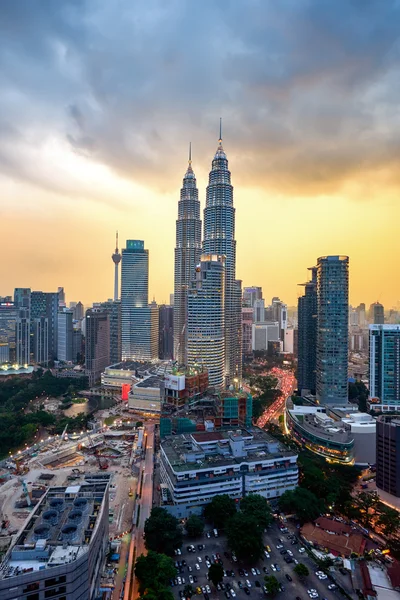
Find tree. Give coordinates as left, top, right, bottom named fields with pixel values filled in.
left=183, top=584, right=195, bottom=598
left=203, top=494, right=237, bottom=529
left=227, top=512, right=264, bottom=562
left=240, top=494, right=273, bottom=530
left=139, top=587, right=174, bottom=600
left=278, top=488, right=324, bottom=523
left=136, top=421, right=143, bottom=427
left=135, top=551, right=176, bottom=594
left=208, top=563, right=224, bottom=587
left=377, top=507, right=400, bottom=537
left=185, top=514, right=204, bottom=538
left=264, top=575, right=280, bottom=596
left=355, top=491, right=380, bottom=527
left=294, top=563, right=309, bottom=579
left=144, top=508, right=182, bottom=555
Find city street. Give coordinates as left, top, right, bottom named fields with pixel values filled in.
left=131, top=423, right=155, bottom=599
left=257, top=367, right=296, bottom=428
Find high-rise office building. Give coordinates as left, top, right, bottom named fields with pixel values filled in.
left=243, top=286, right=263, bottom=308
left=173, top=146, right=202, bottom=365
left=120, top=241, right=158, bottom=360
left=356, top=303, right=366, bottom=328
left=272, top=298, right=287, bottom=342
left=0, top=303, right=29, bottom=365
left=253, top=299, right=265, bottom=323
left=316, top=255, right=349, bottom=405
left=73, top=301, right=84, bottom=321
left=376, top=416, right=400, bottom=498
left=31, top=291, right=59, bottom=360
left=72, top=326, right=83, bottom=362
left=85, top=308, right=110, bottom=385
left=369, top=302, right=385, bottom=325
left=297, top=266, right=317, bottom=395
left=369, top=324, right=400, bottom=412
left=242, top=307, right=254, bottom=357
left=57, top=310, right=74, bottom=362
left=187, top=255, right=225, bottom=389
left=159, top=304, right=174, bottom=359
left=58, top=286, right=66, bottom=307
left=99, top=300, right=122, bottom=365
left=33, top=317, right=49, bottom=364
left=14, top=288, right=31, bottom=312
left=121, top=240, right=149, bottom=360
left=203, top=127, right=242, bottom=384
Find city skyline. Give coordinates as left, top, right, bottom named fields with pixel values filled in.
left=2, top=2, right=400, bottom=308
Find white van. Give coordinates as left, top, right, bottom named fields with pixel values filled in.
left=213, top=528, right=218, bottom=537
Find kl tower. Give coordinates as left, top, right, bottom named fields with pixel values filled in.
left=111, top=231, right=122, bottom=301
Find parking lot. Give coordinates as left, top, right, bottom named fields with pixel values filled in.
left=171, top=519, right=351, bottom=600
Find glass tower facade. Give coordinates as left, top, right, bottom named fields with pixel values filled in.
left=174, top=151, right=202, bottom=365
left=203, top=134, right=242, bottom=384
left=316, top=255, right=349, bottom=405
left=297, top=266, right=317, bottom=394
left=369, top=325, right=400, bottom=408
left=187, top=255, right=225, bottom=389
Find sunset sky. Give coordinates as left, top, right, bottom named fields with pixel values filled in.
left=1, top=1, right=400, bottom=309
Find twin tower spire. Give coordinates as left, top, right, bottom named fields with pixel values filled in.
left=174, top=121, right=242, bottom=387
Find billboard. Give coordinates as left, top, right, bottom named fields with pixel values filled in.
left=164, top=374, right=185, bottom=391
left=121, top=383, right=130, bottom=401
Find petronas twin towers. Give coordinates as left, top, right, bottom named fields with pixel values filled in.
left=173, top=129, right=242, bottom=388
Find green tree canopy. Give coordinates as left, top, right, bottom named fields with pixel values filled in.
left=227, top=512, right=264, bottom=562
left=183, top=584, right=195, bottom=598
left=144, top=508, right=182, bottom=555
left=185, top=514, right=205, bottom=538
left=278, top=488, right=324, bottom=524
left=139, top=586, right=174, bottom=600
left=377, top=507, right=400, bottom=537
left=208, top=563, right=224, bottom=587
left=135, top=550, right=176, bottom=594
left=240, top=494, right=273, bottom=530
left=264, top=575, right=280, bottom=596
left=294, top=563, right=309, bottom=579
left=355, top=491, right=380, bottom=527
left=203, top=494, right=237, bottom=528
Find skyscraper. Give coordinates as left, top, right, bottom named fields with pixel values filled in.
left=121, top=240, right=158, bottom=360
left=173, top=145, right=202, bottom=364
left=243, top=286, right=263, bottom=308
left=100, top=300, right=122, bottom=365
left=159, top=304, right=174, bottom=359
left=376, top=416, right=400, bottom=498
left=203, top=125, right=242, bottom=384
left=272, top=298, right=288, bottom=342
left=369, top=302, right=385, bottom=325
left=187, top=255, right=225, bottom=389
left=369, top=324, right=400, bottom=412
left=297, top=267, right=317, bottom=395
left=316, top=255, right=349, bottom=405
left=85, top=308, right=110, bottom=386
left=111, top=231, right=122, bottom=302
left=57, top=310, right=74, bottom=362
left=31, top=291, right=59, bottom=360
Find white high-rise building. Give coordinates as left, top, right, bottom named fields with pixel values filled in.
left=57, top=310, right=74, bottom=361
left=187, top=255, right=225, bottom=389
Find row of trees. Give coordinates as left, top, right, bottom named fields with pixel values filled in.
left=264, top=563, right=310, bottom=596
left=249, top=374, right=283, bottom=420
left=204, top=493, right=273, bottom=562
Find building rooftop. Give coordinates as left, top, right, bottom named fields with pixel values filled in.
left=107, top=361, right=153, bottom=371
left=287, top=402, right=353, bottom=445
left=0, top=482, right=108, bottom=580
left=162, top=427, right=296, bottom=473
left=135, top=375, right=162, bottom=389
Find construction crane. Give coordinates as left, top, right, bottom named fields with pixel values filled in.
left=55, top=424, right=69, bottom=451
left=19, top=478, right=31, bottom=507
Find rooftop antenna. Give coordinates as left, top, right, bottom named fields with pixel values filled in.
left=189, top=141, right=192, bottom=165
left=219, top=117, right=222, bottom=143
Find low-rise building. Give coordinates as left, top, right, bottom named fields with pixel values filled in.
left=128, top=375, right=162, bottom=414
left=0, top=482, right=109, bottom=600
left=160, top=427, right=298, bottom=518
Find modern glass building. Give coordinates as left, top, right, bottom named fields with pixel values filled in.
left=121, top=240, right=150, bottom=360
left=203, top=130, right=242, bottom=385
left=187, top=254, right=225, bottom=389
left=99, top=300, right=122, bottom=365
left=297, top=266, right=317, bottom=394
left=31, top=291, right=59, bottom=360
left=57, top=310, right=74, bottom=362
left=173, top=148, right=202, bottom=365
left=376, top=416, right=400, bottom=497
left=369, top=324, right=400, bottom=412
left=316, top=255, right=349, bottom=405
left=85, top=308, right=110, bottom=385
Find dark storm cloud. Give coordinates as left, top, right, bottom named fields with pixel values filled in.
left=1, top=0, right=400, bottom=197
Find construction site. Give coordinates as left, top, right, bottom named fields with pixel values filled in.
left=0, top=419, right=143, bottom=570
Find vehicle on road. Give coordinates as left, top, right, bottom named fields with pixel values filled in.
left=244, top=588, right=250, bottom=596
left=285, top=574, right=292, bottom=581
left=299, top=547, right=306, bottom=553
left=328, top=584, right=337, bottom=590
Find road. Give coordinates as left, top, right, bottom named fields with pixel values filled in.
left=257, top=367, right=296, bottom=428
left=131, top=423, right=155, bottom=599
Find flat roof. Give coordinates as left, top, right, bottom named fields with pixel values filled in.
left=136, top=375, right=162, bottom=389
left=0, top=483, right=107, bottom=580
left=162, top=427, right=296, bottom=473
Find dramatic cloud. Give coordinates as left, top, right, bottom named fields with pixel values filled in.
left=1, top=0, right=400, bottom=197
